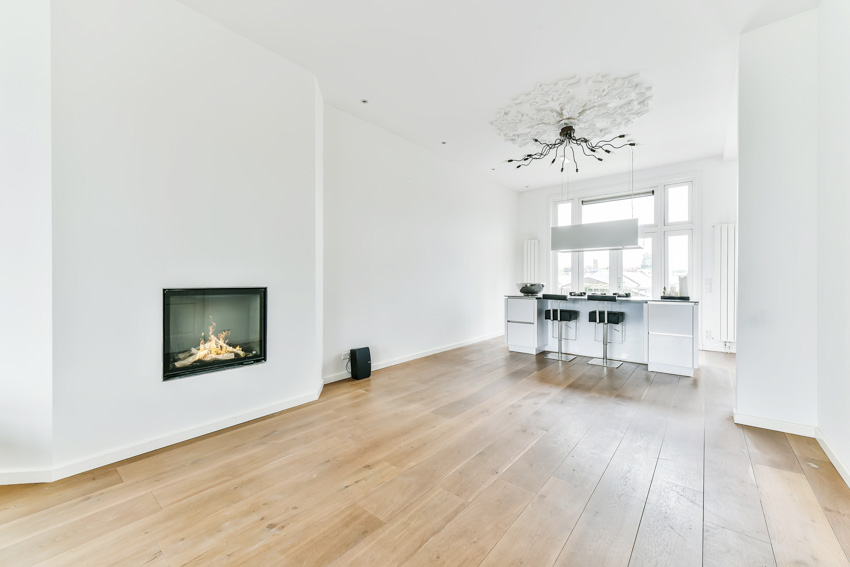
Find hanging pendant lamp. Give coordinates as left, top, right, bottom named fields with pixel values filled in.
left=550, top=145, right=640, bottom=252
left=550, top=218, right=639, bottom=252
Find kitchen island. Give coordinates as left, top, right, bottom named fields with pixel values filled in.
left=505, top=295, right=699, bottom=376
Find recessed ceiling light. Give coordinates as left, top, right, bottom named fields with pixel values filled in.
left=360, top=99, right=369, bottom=104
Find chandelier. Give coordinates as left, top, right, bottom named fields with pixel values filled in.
left=492, top=74, right=652, bottom=173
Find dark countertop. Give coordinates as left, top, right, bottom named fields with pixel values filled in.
left=506, top=295, right=698, bottom=304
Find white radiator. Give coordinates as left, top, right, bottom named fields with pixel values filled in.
left=714, top=223, right=737, bottom=342
left=523, top=239, right=539, bottom=282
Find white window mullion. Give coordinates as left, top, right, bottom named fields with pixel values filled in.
left=571, top=199, right=581, bottom=294
left=611, top=250, right=623, bottom=293
left=576, top=251, right=585, bottom=294
left=653, top=234, right=663, bottom=299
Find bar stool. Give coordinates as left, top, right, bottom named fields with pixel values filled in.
left=587, top=294, right=625, bottom=368
left=542, top=294, right=579, bottom=362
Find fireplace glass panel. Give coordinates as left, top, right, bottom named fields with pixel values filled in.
left=163, top=288, right=266, bottom=380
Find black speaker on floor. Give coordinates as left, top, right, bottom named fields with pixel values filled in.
left=350, top=347, right=371, bottom=380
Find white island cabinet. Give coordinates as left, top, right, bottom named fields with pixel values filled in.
left=646, top=301, right=699, bottom=377
left=505, top=296, right=547, bottom=354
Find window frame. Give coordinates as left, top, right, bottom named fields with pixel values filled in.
left=550, top=198, right=578, bottom=294
left=548, top=174, right=699, bottom=300
left=664, top=229, right=693, bottom=295
left=580, top=189, right=658, bottom=229
left=622, top=236, right=656, bottom=299
left=664, top=182, right=693, bottom=226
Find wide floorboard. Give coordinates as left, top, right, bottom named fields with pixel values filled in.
left=2, top=339, right=849, bottom=566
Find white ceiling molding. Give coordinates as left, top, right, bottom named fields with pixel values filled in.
left=492, top=74, right=652, bottom=149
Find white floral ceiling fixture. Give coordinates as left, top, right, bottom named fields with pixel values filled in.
left=492, top=74, right=652, bottom=172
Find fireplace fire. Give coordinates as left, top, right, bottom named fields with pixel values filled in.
left=173, top=316, right=249, bottom=368
left=163, top=288, right=267, bottom=380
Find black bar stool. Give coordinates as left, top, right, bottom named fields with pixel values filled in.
left=587, top=294, right=625, bottom=368
left=542, top=294, right=578, bottom=362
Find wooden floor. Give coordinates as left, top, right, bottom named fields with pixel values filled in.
left=2, top=339, right=850, bottom=566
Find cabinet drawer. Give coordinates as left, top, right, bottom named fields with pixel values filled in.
left=507, top=299, right=536, bottom=324
left=507, top=322, right=536, bottom=348
left=648, top=333, right=693, bottom=368
left=647, top=303, right=693, bottom=336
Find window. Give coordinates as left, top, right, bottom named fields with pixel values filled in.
left=582, top=191, right=655, bottom=225
left=554, top=201, right=573, bottom=293
left=666, top=183, right=691, bottom=224
left=556, top=202, right=572, bottom=227
left=578, top=192, right=655, bottom=296
left=665, top=230, right=691, bottom=295
left=583, top=250, right=610, bottom=294
left=555, top=252, right=572, bottom=292
left=550, top=179, right=696, bottom=299
left=623, top=237, right=653, bottom=298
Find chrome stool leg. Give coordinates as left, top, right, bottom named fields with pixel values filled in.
left=545, top=297, right=575, bottom=362
left=588, top=300, right=622, bottom=368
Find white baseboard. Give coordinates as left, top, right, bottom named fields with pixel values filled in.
left=0, top=387, right=321, bottom=486
left=0, top=467, right=54, bottom=485
left=648, top=362, right=694, bottom=377
left=733, top=411, right=816, bottom=437
left=815, top=427, right=850, bottom=489
left=323, top=333, right=504, bottom=384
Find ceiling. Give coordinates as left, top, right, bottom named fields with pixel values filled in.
left=178, top=0, right=818, bottom=191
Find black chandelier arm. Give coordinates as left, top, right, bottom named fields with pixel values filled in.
left=509, top=147, right=555, bottom=167
left=598, top=141, right=636, bottom=150
left=577, top=143, right=596, bottom=158
left=539, top=144, right=557, bottom=157
left=582, top=142, right=604, bottom=161
left=596, top=134, right=627, bottom=145
left=508, top=138, right=566, bottom=167
left=505, top=130, right=632, bottom=171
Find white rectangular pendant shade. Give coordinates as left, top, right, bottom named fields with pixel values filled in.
left=551, top=218, right=640, bottom=252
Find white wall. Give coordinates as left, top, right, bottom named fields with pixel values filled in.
left=323, top=105, right=517, bottom=381
left=737, top=9, right=818, bottom=431
left=48, top=0, right=323, bottom=475
left=0, top=0, right=54, bottom=479
left=699, top=160, right=740, bottom=351
left=313, top=82, right=325, bottom=391
left=816, top=0, right=850, bottom=479
left=515, top=156, right=738, bottom=351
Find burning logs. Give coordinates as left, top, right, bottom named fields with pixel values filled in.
left=172, top=316, right=247, bottom=368
left=174, top=349, right=209, bottom=368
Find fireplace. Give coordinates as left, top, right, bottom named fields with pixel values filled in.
left=163, top=288, right=267, bottom=380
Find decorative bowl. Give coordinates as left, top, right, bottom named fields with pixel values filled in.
left=518, top=283, right=544, bottom=296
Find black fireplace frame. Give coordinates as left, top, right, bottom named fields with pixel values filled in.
left=162, top=287, right=267, bottom=381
